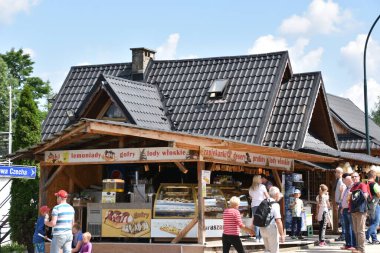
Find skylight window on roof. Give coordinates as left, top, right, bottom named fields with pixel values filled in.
left=208, top=79, right=229, bottom=99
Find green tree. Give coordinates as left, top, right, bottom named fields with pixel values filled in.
left=9, top=85, right=41, bottom=253
left=0, top=48, right=33, bottom=85
left=371, top=95, right=380, bottom=126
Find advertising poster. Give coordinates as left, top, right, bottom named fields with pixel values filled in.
left=151, top=219, right=224, bottom=238
left=102, top=209, right=151, bottom=237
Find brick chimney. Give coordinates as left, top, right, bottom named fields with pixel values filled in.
left=130, top=47, right=156, bottom=81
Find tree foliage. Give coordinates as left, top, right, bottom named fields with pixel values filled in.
left=9, top=85, right=41, bottom=252
left=371, top=96, right=380, bottom=126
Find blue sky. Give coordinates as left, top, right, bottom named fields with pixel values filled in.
left=0, top=0, right=380, bottom=111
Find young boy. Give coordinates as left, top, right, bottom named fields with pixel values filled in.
left=33, top=205, right=50, bottom=253
left=80, top=232, right=92, bottom=253
left=290, top=189, right=304, bottom=239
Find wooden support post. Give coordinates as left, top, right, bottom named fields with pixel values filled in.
left=39, top=164, right=47, bottom=205
left=197, top=161, right=205, bottom=245
left=272, top=170, right=285, bottom=221
left=171, top=217, right=198, bottom=243
left=119, top=136, right=125, bottom=148
left=174, top=162, right=188, bottom=174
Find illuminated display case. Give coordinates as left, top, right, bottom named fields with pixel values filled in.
left=195, top=185, right=227, bottom=219
left=153, top=184, right=196, bottom=218
left=219, top=186, right=250, bottom=218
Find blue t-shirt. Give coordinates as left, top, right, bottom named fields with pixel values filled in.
left=33, top=216, right=46, bottom=243
left=72, top=231, right=83, bottom=250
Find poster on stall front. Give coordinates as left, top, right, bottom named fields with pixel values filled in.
left=102, top=209, right=151, bottom=237
left=151, top=219, right=224, bottom=238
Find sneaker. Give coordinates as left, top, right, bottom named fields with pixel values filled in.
left=298, top=236, right=304, bottom=240
left=340, top=246, right=355, bottom=250
left=318, top=241, right=326, bottom=246
left=372, top=240, right=380, bottom=244
left=291, top=236, right=297, bottom=239
left=336, top=236, right=344, bottom=241
left=366, top=239, right=371, bottom=244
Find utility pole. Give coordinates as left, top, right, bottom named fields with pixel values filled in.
left=8, top=84, right=12, bottom=157
left=364, top=14, right=380, bottom=155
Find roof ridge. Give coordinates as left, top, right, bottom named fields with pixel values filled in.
left=72, top=62, right=130, bottom=69
left=102, top=74, right=156, bottom=89
left=291, top=71, right=321, bottom=76
left=152, top=51, right=289, bottom=63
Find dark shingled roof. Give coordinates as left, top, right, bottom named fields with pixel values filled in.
left=338, top=135, right=380, bottom=151
left=327, top=94, right=380, bottom=140
left=101, top=75, right=171, bottom=130
left=42, top=63, right=131, bottom=140
left=146, top=52, right=290, bottom=144
left=263, top=72, right=322, bottom=150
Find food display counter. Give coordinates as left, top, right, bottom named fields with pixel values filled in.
left=151, top=183, right=247, bottom=238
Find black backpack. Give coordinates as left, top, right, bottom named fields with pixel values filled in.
left=351, top=185, right=367, bottom=213
left=367, top=182, right=379, bottom=218
left=253, top=199, right=276, bottom=227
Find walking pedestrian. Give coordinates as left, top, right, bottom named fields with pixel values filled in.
left=316, top=184, right=330, bottom=246
left=340, top=173, right=356, bottom=250
left=334, top=167, right=345, bottom=241
left=45, top=189, right=75, bottom=253
left=33, top=205, right=50, bottom=253
left=260, top=186, right=285, bottom=253
left=249, top=175, right=269, bottom=242
left=222, top=196, right=254, bottom=253
left=365, top=170, right=380, bottom=244
left=349, top=172, right=368, bottom=253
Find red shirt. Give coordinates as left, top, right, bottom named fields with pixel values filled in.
left=350, top=182, right=368, bottom=194
left=223, top=208, right=243, bottom=236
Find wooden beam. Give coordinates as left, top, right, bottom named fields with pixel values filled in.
left=41, top=159, right=199, bottom=167
left=171, top=217, right=198, bottom=244
left=43, top=165, right=65, bottom=191
left=87, top=121, right=224, bottom=146
left=63, top=169, right=86, bottom=190
left=174, top=162, right=188, bottom=174
left=197, top=161, right=205, bottom=245
left=34, top=123, right=88, bottom=154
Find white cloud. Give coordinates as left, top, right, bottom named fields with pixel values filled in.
left=22, top=47, right=35, bottom=58
left=248, top=35, right=324, bottom=73
left=279, top=0, right=352, bottom=35
left=0, top=0, right=40, bottom=24
left=341, top=78, right=380, bottom=112
left=340, top=34, right=380, bottom=79
left=156, top=33, right=180, bottom=60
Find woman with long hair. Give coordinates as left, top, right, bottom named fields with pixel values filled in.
left=316, top=184, right=330, bottom=246
left=249, top=175, right=269, bottom=242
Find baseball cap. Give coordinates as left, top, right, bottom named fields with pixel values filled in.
left=294, top=189, right=301, bottom=194
left=54, top=189, right=68, bottom=198
left=39, top=205, right=50, bottom=213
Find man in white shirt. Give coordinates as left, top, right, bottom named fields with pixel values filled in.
left=334, top=167, right=345, bottom=241
left=260, top=186, right=285, bottom=253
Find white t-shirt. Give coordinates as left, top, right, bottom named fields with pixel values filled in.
left=249, top=184, right=268, bottom=207
left=269, top=197, right=281, bottom=225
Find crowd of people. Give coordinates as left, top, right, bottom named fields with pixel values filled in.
left=33, top=189, right=92, bottom=253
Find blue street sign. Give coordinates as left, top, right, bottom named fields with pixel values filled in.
left=0, top=165, right=37, bottom=179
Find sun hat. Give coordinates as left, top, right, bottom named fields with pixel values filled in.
left=294, top=189, right=301, bottom=194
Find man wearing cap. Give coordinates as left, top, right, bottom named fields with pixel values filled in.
left=334, top=167, right=345, bottom=241
left=45, top=190, right=75, bottom=253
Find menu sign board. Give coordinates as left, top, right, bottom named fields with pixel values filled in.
left=45, top=147, right=198, bottom=164
left=201, top=147, right=293, bottom=170
left=102, top=209, right=151, bottom=237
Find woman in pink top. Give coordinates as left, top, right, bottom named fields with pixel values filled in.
left=223, top=196, right=253, bottom=253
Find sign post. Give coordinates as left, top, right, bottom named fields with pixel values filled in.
left=0, top=165, right=37, bottom=179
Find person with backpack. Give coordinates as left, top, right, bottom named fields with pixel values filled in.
left=316, top=184, right=330, bottom=246
left=258, top=186, right=285, bottom=253
left=340, top=173, right=356, bottom=250
left=365, top=170, right=380, bottom=244
left=249, top=175, right=269, bottom=242
left=222, top=196, right=254, bottom=253
left=349, top=172, right=369, bottom=253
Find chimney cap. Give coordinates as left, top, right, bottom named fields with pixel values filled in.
left=130, top=47, right=156, bottom=54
